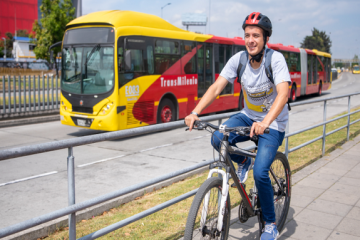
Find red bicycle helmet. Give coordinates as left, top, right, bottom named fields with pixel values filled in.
left=242, top=12, right=272, bottom=37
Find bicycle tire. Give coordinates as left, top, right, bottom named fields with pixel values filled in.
left=184, top=177, right=231, bottom=240
left=270, top=151, right=291, bottom=232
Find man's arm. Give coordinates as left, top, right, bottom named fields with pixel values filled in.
left=250, top=82, right=289, bottom=137
left=185, top=76, right=229, bottom=131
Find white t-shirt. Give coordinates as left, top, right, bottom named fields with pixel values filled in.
left=220, top=50, right=291, bottom=132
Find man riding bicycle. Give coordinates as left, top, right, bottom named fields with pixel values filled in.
left=185, top=12, right=291, bottom=240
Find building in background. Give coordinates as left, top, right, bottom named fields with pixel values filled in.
left=1, top=0, right=81, bottom=38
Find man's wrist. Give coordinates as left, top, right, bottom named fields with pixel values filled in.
left=190, top=111, right=199, bottom=116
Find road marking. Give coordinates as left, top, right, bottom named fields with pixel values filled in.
left=139, top=143, right=173, bottom=152
left=77, top=155, right=125, bottom=168
left=0, top=171, right=58, bottom=187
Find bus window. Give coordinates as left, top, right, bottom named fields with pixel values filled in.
left=154, top=39, right=180, bottom=74
left=117, top=36, right=154, bottom=88
left=289, top=52, right=300, bottom=72
left=197, top=45, right=205, bottom=97
left=205, top=44, right=213, bottom=90
left=317, top=56, right=323, bottom=72
left=225, top=45, right=233, bottom=62
left=222, top=45, right=233, bottom=95
left=235, top=45, right=246, bottom=53
left=312, top=55, right=317, bottom=84
left=147, top=45, right=154, bottom=74
left=182, top=41, right=197, bottom=74
left=307, top=54, right=313, bottom=84
left=214, top=44, right=225, bottom=73
left=154, top=39, right=179, bottom=54
left=280, top=51, right=291, bottom=71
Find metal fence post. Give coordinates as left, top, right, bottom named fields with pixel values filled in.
left=47, top=75, right=49, bottom=110
left=2, top=76, right=5, bottom=114
left=42, top=75, right=45, bottom=110
left=18, top=75, right=21, bottom=113
left=24, top=76, right=27, bottom=112
left=7, top=75, right=11, bottom=113
left=322, top=100, right=327, bottom=156
left=67, top=147, right=76, bottom=240
left=347, top=96, right=351, bottom=141
left=51, top=75, right=54, bottom=110
left=285, top=121, right=289, bottom=158
left=13, top=75, right=16, bottom=113
left=38, top=76, right=40, bottom=111
left=56, top=75, right=59, bottom=109
left=28, top=75, right=32, bottom=112
left=33, top=75, right=36, bottom=111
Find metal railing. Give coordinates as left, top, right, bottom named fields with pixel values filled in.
left=0, top=75, right=60, bottom=116
left=0, top=92, right=360, bottom=240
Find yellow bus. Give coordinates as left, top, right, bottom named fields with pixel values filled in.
left=353, top=65, right=360, bottom=74
left=59, top=10, right=247, bottom=131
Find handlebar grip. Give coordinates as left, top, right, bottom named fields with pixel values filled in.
left=264, top=128, right=270, bottom=134
left=250, top=135, right=258, bottom=142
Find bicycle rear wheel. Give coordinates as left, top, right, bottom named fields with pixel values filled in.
left=270, top=151, right=291, bottom=232
left=184, top=177, right=231, bottom=240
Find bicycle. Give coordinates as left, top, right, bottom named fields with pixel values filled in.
left=184, top=120, right=291, bottom=239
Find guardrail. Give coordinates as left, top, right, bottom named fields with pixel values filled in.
left=0, top=92, right=360, bottom=240
left=0, top=75, right=60, bottom=117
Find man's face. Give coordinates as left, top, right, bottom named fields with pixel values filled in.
left=244, top=26, right=268, bottom=55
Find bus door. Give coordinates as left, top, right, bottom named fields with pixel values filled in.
left=197, top=43, right=217, bottom=112
left=307, top=54, right=316, bottom=94
left=220, top=45, right=235, bottom=109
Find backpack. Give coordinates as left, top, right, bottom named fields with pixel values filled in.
left=236, top=48, right=291, bottom=111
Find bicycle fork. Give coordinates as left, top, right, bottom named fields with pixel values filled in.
left=200, top=167, right=230, bottom=233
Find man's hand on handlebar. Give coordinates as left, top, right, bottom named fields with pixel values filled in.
left=250, top=121, right=270, bottom=137
left=185, top=114, right=200, bottom=131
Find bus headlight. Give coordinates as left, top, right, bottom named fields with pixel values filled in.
left=100, top=102, right=113, bottom=115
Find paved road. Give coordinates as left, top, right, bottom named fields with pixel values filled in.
left=1, top=72, right=360, bottom=231
left=223, top=131, right=360, bottom=239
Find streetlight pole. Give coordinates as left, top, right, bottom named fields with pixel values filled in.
left=161, top=3, right=171, bottom=19
left=1, top=37, right=6, bottom=60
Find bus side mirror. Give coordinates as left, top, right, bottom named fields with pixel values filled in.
left=50, top=51, right=54, bottom=63
left=48, top=41, right=62, bottom=63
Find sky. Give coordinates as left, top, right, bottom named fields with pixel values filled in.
left=82, top=0, right=360, bottom=59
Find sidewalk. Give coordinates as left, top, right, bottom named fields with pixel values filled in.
left=227, top=134, right=360, bottom=240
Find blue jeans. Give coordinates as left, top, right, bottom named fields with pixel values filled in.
left=211, top=113, right=285, bottom=223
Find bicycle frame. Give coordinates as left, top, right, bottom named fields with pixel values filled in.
left=203, top=133, right=283, bottom=233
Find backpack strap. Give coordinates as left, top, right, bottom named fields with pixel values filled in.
left=237, top=51, right=249, bottom=83
left=264, top=48, right=291, bottom=111
left=264, top=48, right=274, bottom=84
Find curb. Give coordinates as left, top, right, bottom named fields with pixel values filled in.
left=3, top=166, right=209, bottom=240
left=0, top=114, right=59, bottom=128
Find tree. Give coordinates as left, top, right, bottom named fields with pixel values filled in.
left=351, top=54, right=359, bottom=68
left=30, top=0, right=75, bottom=75
left=300, top=28, right=332, bottom=53
left=16, top=29, right=30, bottom=38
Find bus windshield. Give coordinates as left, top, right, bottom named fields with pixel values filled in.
left=61, top=27, right=115, bottom=95
left=61, top=46, right=114, bottom=95
left=354, top=66, right=359, bottom=71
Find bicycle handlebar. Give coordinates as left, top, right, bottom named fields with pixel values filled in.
left=185, top=120, right=269, bottom=140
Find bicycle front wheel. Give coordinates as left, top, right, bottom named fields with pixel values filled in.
left=270, top=151, right=291, bottom=232
left=184, top=177, right=231, bottom=240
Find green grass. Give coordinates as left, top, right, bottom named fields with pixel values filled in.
left=42, top=106, right=360, bottom=240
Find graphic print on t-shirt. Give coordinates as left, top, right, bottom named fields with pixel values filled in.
left=242, top=80, right=274, bottom=112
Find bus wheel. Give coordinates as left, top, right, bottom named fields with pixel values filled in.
left=157, top=99, right=176, bottom=123
left=289, top=85, right=297, bottom=102
left=318, top=82, right=322, bottom=96
left=238, top=92, right=245, bottom=111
